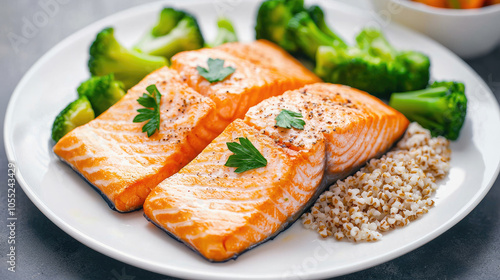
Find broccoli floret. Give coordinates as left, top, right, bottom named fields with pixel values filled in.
left=389, top=81, right=467, bottom=140
left=287, top=11, right=342, bottom=60
left=307, top=5, right=347, bottom=49
left=282, top=8, right=427, bottom=98
left=287, top=8, right=348, bottom=60
left=77, top=74, right=126, bottom=116
left=209, top=17, right=238, bottom=47
left=150, top=7, right=186, bottom=37
left=396, top=51, right=431, bottom=92
left=316, top=46, right=400, bottom=96
left=315, top=28, right=430, bottom=99
left=133, top=7, right=204, bottom=60
left=356, top=28, right=398, bottom=61
left=255, top=0, right=305, bottom=53
left=51, top=96, right=95, bottom=142
left=356, top=28, right=430, bottom=93
left=255, top=1, right=430, bottom=98
left=88, top=27, right=167, bottom=90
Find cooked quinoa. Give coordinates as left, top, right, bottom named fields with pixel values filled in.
left=302, top=122, right=451, bottom=242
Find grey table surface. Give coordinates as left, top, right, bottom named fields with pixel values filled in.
left=1, top=0, right=499, bottom=279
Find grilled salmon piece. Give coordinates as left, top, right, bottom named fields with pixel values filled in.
left=53, top=67, right=218, bottom=212
left=216, top=40, right=320, bottom=84
left=144, top=119, right=326, bottom=262
left=244, top=83, right=410, bottom=182
left=171, top=41, right=321, bottom=134
left=144, top=83, right=408, bottom=261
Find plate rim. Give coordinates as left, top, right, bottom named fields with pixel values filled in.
left=4, top=0, right=500, bottom=279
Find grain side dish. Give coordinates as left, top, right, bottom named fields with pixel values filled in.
left=302, top=122, right=451, bottom=241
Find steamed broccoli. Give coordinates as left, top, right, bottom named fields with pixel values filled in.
left=356, top=28, right=397, bottom=60
left=88, top=27, right=167, bottom=90
left=255, top=1, right=431, bottom=99
left=396, top=50, right=432, bottom=93
left=77, top=74, right=126, bottom=116
left=356, top=29, right=430, bottom=93
left=316, top=46, right=401, bottom=96
left=389, top=81, right=467, bottom=140
left=307, top=5, right=347, bottom=49
left=255, top=0, right=305, bottom=53
left=209, top=17, right=238, bottom=47
left=51, top=96, right=95, bottom=142
left=315, top=28, right=430, bottom=99
left=133, top=7, right=204, bottom=59
left=287, top=11, right=342, bottom=60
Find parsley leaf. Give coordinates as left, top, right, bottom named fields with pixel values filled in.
left=133, top=84, right=162, bottom=137
left=275, top=109, right=305, bottom=130
left=225, top=137, right=267, bottom=173
left=196, top=58, right=236, bottom=83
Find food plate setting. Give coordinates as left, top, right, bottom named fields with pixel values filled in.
left=4, top=0, right=500, bottom=279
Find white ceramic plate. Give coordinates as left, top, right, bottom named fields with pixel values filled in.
left=5, top=0, right=500, bottom=279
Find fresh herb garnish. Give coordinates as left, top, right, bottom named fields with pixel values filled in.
left=133, top=84, right=162, bottom=137
left=225, top=137, right=267, bottom=173
left=275, top=109, right=305, bottom=130
left=196, top=58, right=236, bottom=83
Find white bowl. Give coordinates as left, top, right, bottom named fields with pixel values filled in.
left=371, top=0, right=500, bottom=58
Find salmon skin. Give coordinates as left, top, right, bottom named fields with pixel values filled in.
left=143, top=83, right=409, bottom=262
left=53, top=67, right=219, bottom=212
left=171, top=40, right=321, bottom=134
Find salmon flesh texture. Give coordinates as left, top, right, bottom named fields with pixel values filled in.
left=53, top=68, right=219, bottom=212
left=171, top=40, right=321, bottom=134
left=144, top=119, right=326, bottom=262
left=53, top=41, right=320, bottom=212
left=245, top=83, right=410, bottom=182
left=144, top=83, right=409, bottom=261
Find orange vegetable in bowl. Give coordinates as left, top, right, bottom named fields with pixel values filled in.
left=412, top=0, right=496, bottom=8
left=486, top=0, right=500, bottom=5
left=412, top=0, right=447, bottom=7
left=452, top=0, right=485, bottom=8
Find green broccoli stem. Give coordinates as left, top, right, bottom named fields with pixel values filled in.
left=389, top=86, right=448, bottom=116
left=356, top=29, right=398, bottom=61
left=151, top=8, right=185, bottom=37
left=255, top=0, right=305, bottom=53
left=307, top=5, right=347, bottom=49
left=88, top=27, right=168, bottom=90
left=134, top=19, right=199, bottom=59
left=109, top=48, right=167, bottom=89
left=209, top=17, right=238, bottom=47
left=389, top=86, right=453, bottom=133
left=390, top=80, right=467, bottom=140
left=288, top=12, right=343, bottom=60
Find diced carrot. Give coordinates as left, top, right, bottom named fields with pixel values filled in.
left=412, top=0, right=448, bottom=8
left=457, top=0, right=486, bottom=8
left=485, top=0, right=500, bottom=5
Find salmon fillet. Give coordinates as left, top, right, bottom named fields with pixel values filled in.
left=216, top=40, right=319, bottom=84
left=245, top=83, right=410, bottom=182
left=171, top=41, right=321, bottom=134
left=144, top=119, right=326, bottom=261
left=144, top=83, right=409, bottom=261
left=53, top=67, right=218, bottom=212
left=54, top=42, right=320, bottom=212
